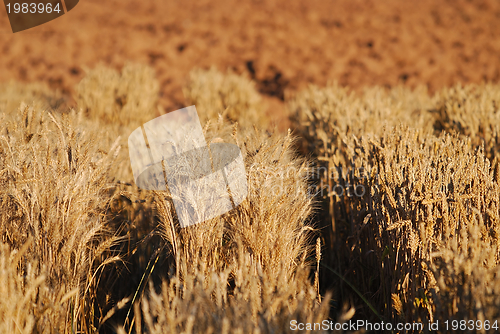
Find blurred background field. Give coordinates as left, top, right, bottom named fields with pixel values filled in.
left=1, top=0, right=500, bottom=333
left=1, top=0, right=500, bottom=128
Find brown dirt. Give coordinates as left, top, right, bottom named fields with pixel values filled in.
left=1, top=0, right=500, bottom=124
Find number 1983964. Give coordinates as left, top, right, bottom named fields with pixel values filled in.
left=6, top=3, right=62, bottom=14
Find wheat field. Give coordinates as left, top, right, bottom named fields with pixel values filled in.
left=0, top=64, right=499, bottom=333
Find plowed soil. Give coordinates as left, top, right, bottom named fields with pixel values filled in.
left=1, top=0, right=500, bottom=123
